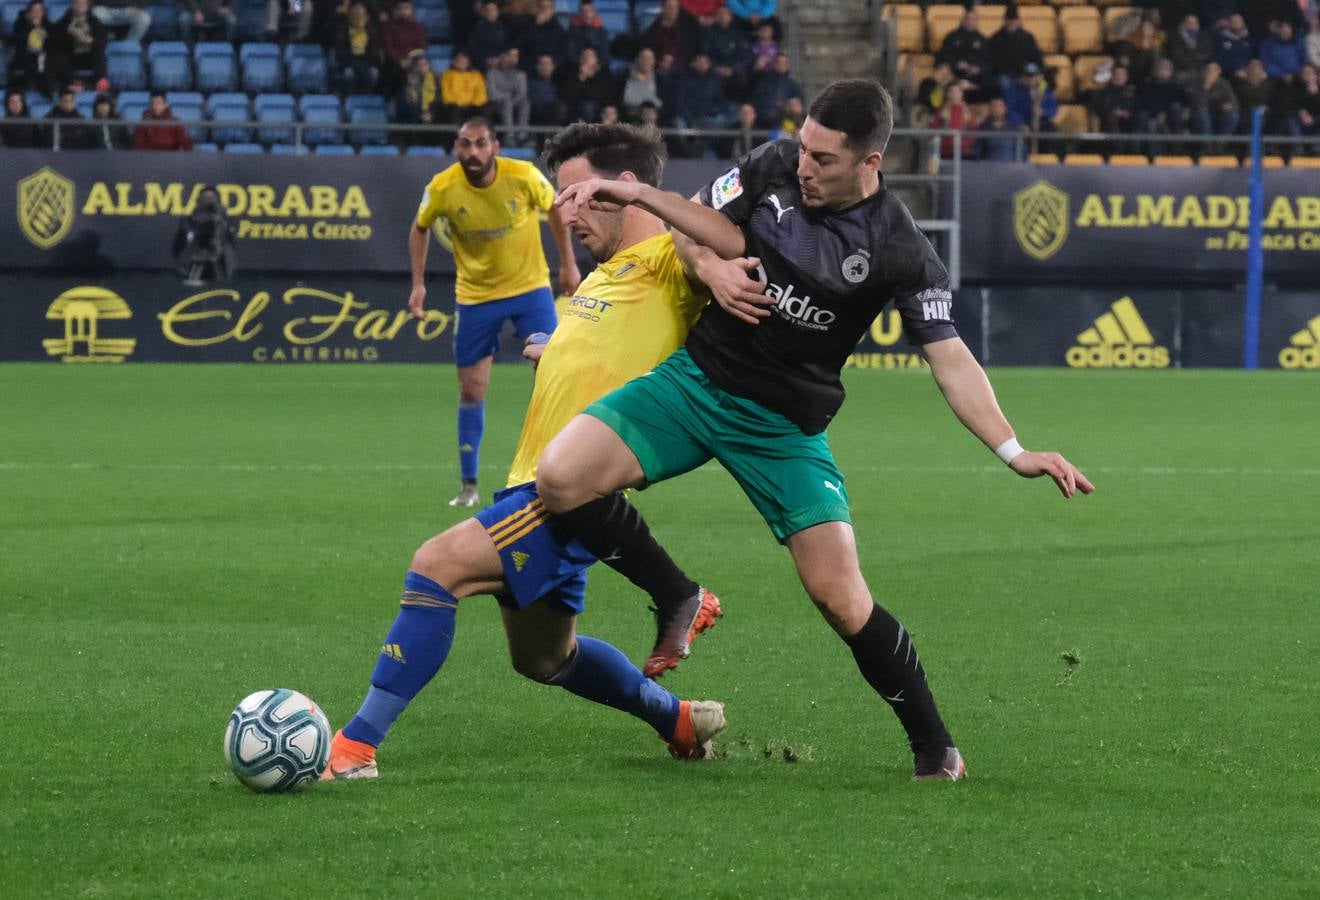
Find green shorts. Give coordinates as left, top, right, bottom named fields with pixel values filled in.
left=584, top=348, right=851, bottom=542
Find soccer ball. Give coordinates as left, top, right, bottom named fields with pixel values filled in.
left=223, top=689, right=331, bottom=792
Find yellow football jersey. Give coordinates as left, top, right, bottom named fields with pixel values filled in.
left=506, top=232, right=708, bottom=487
left=415, top=157, right=557, bottom=305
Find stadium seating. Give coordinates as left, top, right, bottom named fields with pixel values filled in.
left=270, top=143, right=310, bottom=155
left=285, top=44, right=329, bottom=93
left=119, top=90, right=150, bottom=121
left=925, top=4, right=964, bottom=50
left=406, top=145, right=447, bottom=156
left=242, top=53, right=284, bottom=93
left=314, top=144, right=355, bottom=155
left=147, top=4, right=178, bottom=39
left=1028, top=152, right=1061, bottom=164
left=148, top=42, right=192, bottom=92
left=1019, top=6, right=1059, bottom=53
left=1108, top=154, right=1148, bottom=166
left=348, top=107, right=388, bottom=146
left=255, top=96, right=297, bottom=144
left=1, top=2, right=25, bottom=38
left=107, top=41, right=148, bottom=91
left=887, top=4, right=924, bottom=53
left=1198, top=156, right=1240, bottom=168
left=1290, top=157, right=1320, bottom=169
left=1153, top=155, right=1193, bottom=166
left=299, top=96, right=343, bottom=146
left=223, top=142, right=265, bottom=153
left=1063, top=153, right=1104, bottom=165
left=1059, top=6, right=1102, bottom=54
left=361, top=144, right=400, bottom=155
left=194, top=142, right=220, bottom=152
left=208, top=92, right=252, bottom=144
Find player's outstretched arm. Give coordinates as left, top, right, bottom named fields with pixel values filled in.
left=554, top=178, right=746, bottom=260
left=923, top=337, right=1094, bottom=499
left=547, top=206, right=581, bottom=296
left=407, top=223, right=430, bottom=320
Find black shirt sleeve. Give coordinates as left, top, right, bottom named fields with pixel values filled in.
left=697, top=138, right=792, bottom=225
left=892, top=233, right=959, bottom=346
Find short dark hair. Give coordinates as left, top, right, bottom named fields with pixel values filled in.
left=808, top=78, right=894, bottom=156
left=543, top=122, right=666, bottom=187
left=459, top=116, right=496, bottom=137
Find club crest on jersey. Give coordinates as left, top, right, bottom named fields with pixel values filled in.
left=842, top=250, right=870, bottom=284
left=711, top=168, right=743, bottom=210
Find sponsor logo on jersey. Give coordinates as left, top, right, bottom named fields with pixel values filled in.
left=564, top=294, right=615, bottom=323
left=42, top=287, right=137, bottom=363
left=768, top=194, right=794, bottom=223
left=711, top=168, right=743, bottom=210
left=1014, top=179, right=1069, bottom=261
left=842, top=250, right=870, bottom=284
left=766, top=281, right=836, bottom=330
left=614, top=263, right=637, bottom=277
left=913, top=287, right=953, bottom=322
left=1066, top=297, right=1169, bottom=368
left=1279, top=314, right=1320, bottom=369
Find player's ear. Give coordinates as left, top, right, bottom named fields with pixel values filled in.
left=618, top=171, right=639, bottom=183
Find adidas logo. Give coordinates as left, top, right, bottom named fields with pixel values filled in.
left=1066, top=297, right=1170, bottom=369
left=381, top=643, right=406, bottom=664
left=511, top=551, right=530, bottom=572
left=1279, top=314, right=1320, bottom=369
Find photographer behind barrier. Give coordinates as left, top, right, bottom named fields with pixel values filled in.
left=173, top=186, right=236, bottom=286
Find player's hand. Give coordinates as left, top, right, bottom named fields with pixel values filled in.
left=554, top=178, right=642, bottom=219
left=408, top=284, right=427, bottom=320
left=522, top=332, right=550, bottom=367
left=699, top=255, right=773, bottom=325
left=558, top=261, right=581, bottom=296
left=1009, top=451, right=1095, bottom=499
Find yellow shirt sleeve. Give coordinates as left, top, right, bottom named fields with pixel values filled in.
left=414, top=175, right=444, bottom=230
left=524, top=163, right=556, bottom=212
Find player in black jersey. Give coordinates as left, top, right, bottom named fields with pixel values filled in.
left=540, top=80, right=1093, bottom=780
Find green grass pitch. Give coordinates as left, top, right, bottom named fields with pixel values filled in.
left=2, top=363, right=1317, bottom=898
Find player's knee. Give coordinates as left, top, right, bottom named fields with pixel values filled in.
left=534, top=450, right=583, bottom=512
left=800, top=573, right=872, bottom=635
left=509, top=647, right=571, bottom=683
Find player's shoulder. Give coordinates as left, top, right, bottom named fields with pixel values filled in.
left=738, top=138, right=799, bottom=186
left=501, top=157, right=548, bottom=184
left=430, top=165, right=463, bottom=193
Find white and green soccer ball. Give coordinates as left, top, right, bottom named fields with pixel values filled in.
left=223, top=689, right=331, bottom=792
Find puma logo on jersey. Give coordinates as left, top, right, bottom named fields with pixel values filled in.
left=823, top=480, right=843, bottom=499
left=768, top=194, right=794, bottom=223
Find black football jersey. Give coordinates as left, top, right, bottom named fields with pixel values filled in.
left=690, top=139, right=958, bottom=434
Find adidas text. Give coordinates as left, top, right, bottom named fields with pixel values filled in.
left=1066, top=344, right=1170, bottom=368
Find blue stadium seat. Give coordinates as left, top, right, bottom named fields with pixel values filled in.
left=285, top=52, right=328, bottom=93
left=298, top=93, right=340, bottom=112
left=209, top=95, right=251, bottom=144
left=2, top=2, right=25, bottom=38
left=598, top=10, right=628, bottom=34
left=194, top=41, right=233, bottom=60
left=147, top=40, right=188, bottom=61
left=119, top=100, right=147, bottom=121
left=75, top=92, right=96, bottom=117
left=361, top=144, right=400, bottom=156
left=118, top=90, right=150, bottom=108
left=257, top=104, right=296, bottom=144
left=500, top=146, right=536, bottom=160
left=270, top=143, right=310, bottom=155
left=46, top=1, right=67, bottom=22
left=147, top=4, right=179, bottom=39
left=106, top=40, right=146, bottom=91
left=242, top=55, right=283, bottom=92
left=195, top=55, right=237, bottom=91
left=29, top=98, right=51, bottom=118
left=348, top=107, right=387, bottom=146
left=254, top=93, right=295, bottom=112
left=166, top=91, right=204, bottom=108
left=224, top=142, right=265, bottom=153
left=344, top=94, right=385, bottom=115
left=240, top=42, right=281, bottom=63
left=424, top=44, right=453, bottom=74
left=171, top=101, right=206, bottom=143
left=300, top=104, right=342, bottom=146
left=148, top=44, right=192, bottom=91
left=235, top=6, right=266, bottom=40
left=194, top=142, right=220, bottom=152
left=406, top=145, right=446, bottom=156
left=0, top=45, right=7, bottom=86
left=207, top=91, right=249, bottom=110
left=314, top=144, right=355, bottom=155
left=415, top=7, right=450, bottom=41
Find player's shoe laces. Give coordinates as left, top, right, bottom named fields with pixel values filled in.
left=644, top=586, right=723, bottom=679
left=912, top=746, right=966, bottom=782
left=447, top=484, right=480, bottom=508
left=320, top=729, right=379, bottom=781
left=663, top=700, right=728, bottom=760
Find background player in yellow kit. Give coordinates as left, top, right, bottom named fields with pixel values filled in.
left=325, top=124, right=724, bottom=780
left=410, top=117, right=580, bottom=508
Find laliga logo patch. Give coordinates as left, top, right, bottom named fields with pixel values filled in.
left=842, top=250, right=870, bottom=284
left=711, top=168, right=743, bottom=210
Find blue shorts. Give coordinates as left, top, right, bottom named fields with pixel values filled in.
left=474, top=482, right=596, bottom=615
left=453, top=286, right=557, bottom=368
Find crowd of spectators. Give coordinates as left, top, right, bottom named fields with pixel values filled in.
left=913, top=2, right=1320, bottom=160
left=3, top=0, right=793, bottom=153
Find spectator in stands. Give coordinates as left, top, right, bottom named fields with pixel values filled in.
left=749, top=51, right=799, bottom=127
left=381, top=1, right=427, bottom=97
left=440, top=49, right=489, bottom=122
left=936, top=7, right=990, bottom=98
left=93, top=0, right=151, bottom=42
left=988, top=7, right=1043, bottom=81
left=445, top=0, right=478, bottom=49
left=529, top=53, right=565, bottom=126
left=644, top=0, right=697, bottom=67
left=728, top=101, right=757, bottom=156
left=559, top=45, right=612, bottom=122
left=88, top=91, right=129, bottom=148
left=932, top=82, right=976, bottom=159
left=264, top=0, right=312, bottom=40
left=336, top=0, right=381, bottom=93
left=176, top=0, right=235, bottom=41
left=132, top=91, right=192, bottom=150
left=1187, top=60, right=1239, bottom=135
left=1261, top=19, right=1307, bottom=81
left=1235, top=58, right=1278, bottom=122
left=396, top=50, right=438, bottom=127
left=522, top=0, right=568, bottom=72
left=567, top=1, right=610, bottom=64
left=1213, top=13, right=1252, bottom=78
left=1, top=91, right=42, bottom=147
left=773, top=93, right=802, bottom=137
left=636, top=98, right=660, bottom=128
left=1093, top=64, right=1140, bottom=134
left=1004, top=63, right=1058, bottom=133
left=727, top=0, right=778, bottom=40
left=468, top=0, right=509, bottom=70
left=749, top=21, right=776, bottom=73
left=598, top=103, right=618, bottom=123
left=6, top=1, right=53, bottom=96
left=1114, top=18, right=1161, bottom=87
left=914, top=60, right=955, bottom=128
left=976, top=96, right=1024, bottom=162
left=701, top=6, right=751, bottom=86
left=1292, top=62, right=1320, bottom=136
left=620, top=47, right=662, bottom=120
left=672, top=50, right=725, bottom=154
left=487, top=46, right=529, bottom=143
left=49, top=0, right=107, bottom=90
left=1140, top=57, right=1188, bottom=134
left=1307, top=15, right=1320, bottom=68
left=41, top=85, right=90, bottom=148
left=1166, top=14, right=1213, bottom=81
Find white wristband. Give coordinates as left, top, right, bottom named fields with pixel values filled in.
left=994, top=437, right=1025, bottom=465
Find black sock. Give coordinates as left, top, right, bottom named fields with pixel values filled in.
left=552, top=492, right=698, bottom=607
left=845, top=604, right=954, bottom=757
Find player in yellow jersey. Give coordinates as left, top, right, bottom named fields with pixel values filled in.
left=409, top=117, right=581, bottom=508
left=324, top=124, right=725, bottom=781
